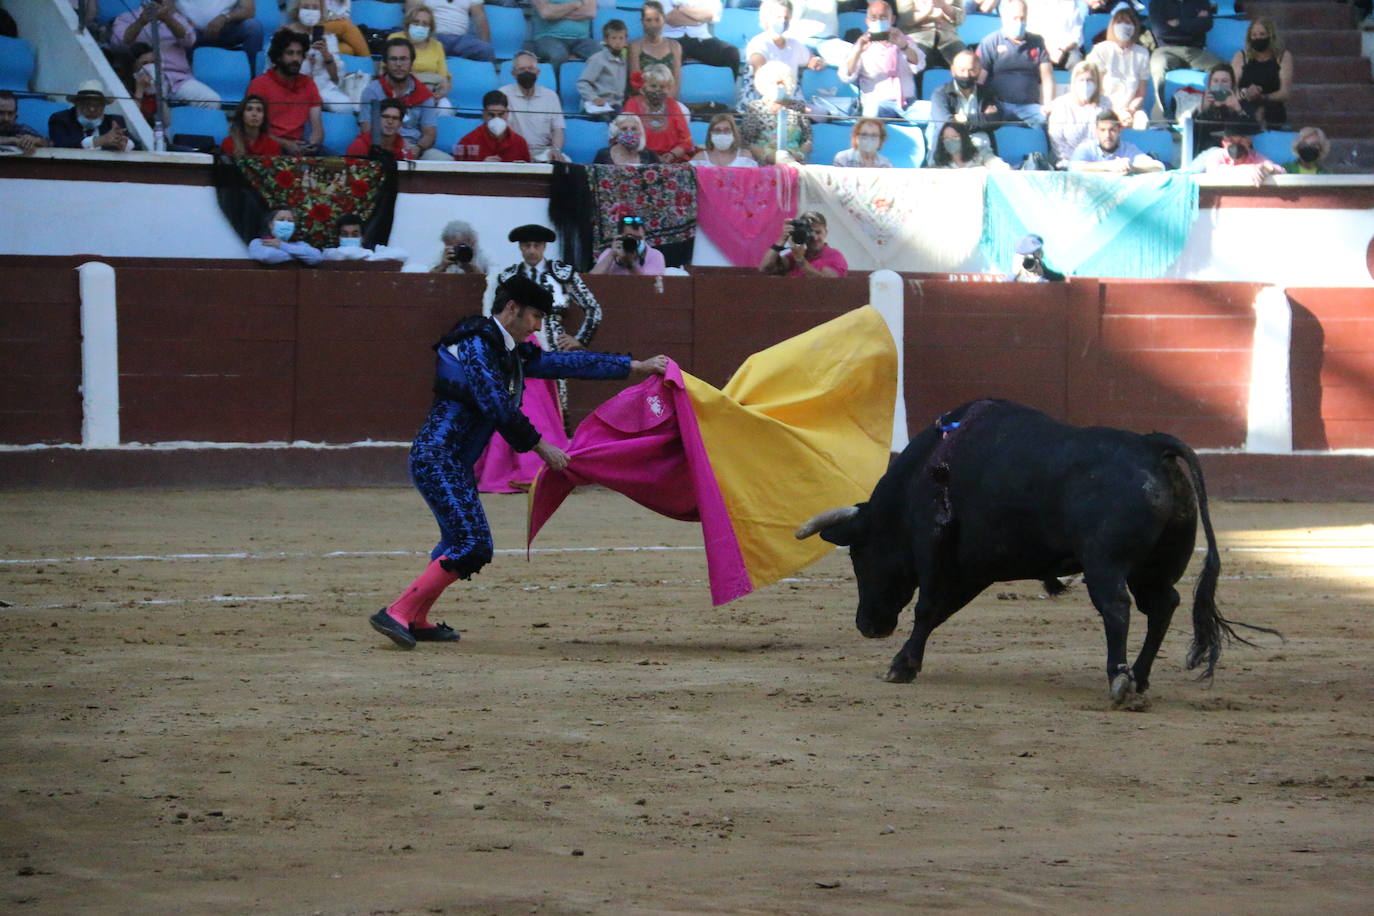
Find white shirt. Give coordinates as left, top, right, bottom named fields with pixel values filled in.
left=1086, top=40, right=1150, bottom=110
left=429, top=0, right=483, bottom=36
left=745, top=33, right=813, bottom=70
left=176, top=0, right=237, bottom=30
left=500, top=83, right=565, bottom=157
left=1024, top=0, right=1087, bottom=54
left=662, top=0, right=721, bottom=40
left=322, top=243, right=409, bottom=263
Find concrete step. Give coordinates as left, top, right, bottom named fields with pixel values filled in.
left=1283, top=29, right=1363, bottom=54
left=1289, top=82, right=1374, bottom=108
left=1298, top=55, right=1373, bottom=82
left=1246, top=2, right=1359, bottom=29
left=1295, top=112, right=1374, bottom=136
left=1325, top=137, right=1374, bottom=171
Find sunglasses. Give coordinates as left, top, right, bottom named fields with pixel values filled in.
left=621, top=216, right=644, bottom=226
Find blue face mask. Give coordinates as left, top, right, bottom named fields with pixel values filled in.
left=1003, top=18, right=1026, bottom=39
left=271, top=220, right=295, bottom=241
left=78, top=114, right=103, bottom=130
left=338, top=236, right=363, bottom=248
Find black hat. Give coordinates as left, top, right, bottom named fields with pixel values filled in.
left=493, top=274, right=554, bottom=314
left=508, top=224, right=557, bottom=243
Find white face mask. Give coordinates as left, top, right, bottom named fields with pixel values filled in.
left=338, top=236, right=363, bottom=248
left=709, top=131, right=734, bottom=150
left=486, top=116, right=507, bottom=135
left=78, top=114, right=103, bottom=130
left=857, top=135, right=880, bottom=153
left=408, top=25, right=431, bottom=43
left=139, top=62, right=158, bottom=82
left=1074, top=80, right=1095, bottom=102
left=297, top=8, right=321, bottom=26
left=1112, top=22, right=1134, bottom=41
left=868, top=19, right=890, bottom=34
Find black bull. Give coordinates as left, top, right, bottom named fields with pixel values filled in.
left=796, top=400, right=1278, bottom=704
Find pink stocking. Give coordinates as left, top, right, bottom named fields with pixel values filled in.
left=385, top=559, right=459, bottom=628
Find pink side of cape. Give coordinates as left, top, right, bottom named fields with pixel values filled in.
left=474, top=380, right=569, bottom=494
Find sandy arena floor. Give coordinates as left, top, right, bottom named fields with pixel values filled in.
left=1, top=487, right=1372, bottom=914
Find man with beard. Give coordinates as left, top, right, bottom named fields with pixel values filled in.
left=246, top=28, right=323, bottom=154
left=1068, top=109, right=1162, bottom=173
left=359, top=37, right=444, bottom=160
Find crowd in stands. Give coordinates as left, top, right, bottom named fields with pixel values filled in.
left=0, top=1, right=1353, bottom=184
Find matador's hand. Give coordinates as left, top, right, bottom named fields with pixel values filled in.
left=630, top=355, right=669, bottom=377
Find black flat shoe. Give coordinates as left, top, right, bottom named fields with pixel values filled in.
left=411, top=621, right=461, bottom=642
left=370, top=608, right=416, bottom=649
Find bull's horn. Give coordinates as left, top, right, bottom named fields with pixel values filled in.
left=794, top=505, right=860, bottom=540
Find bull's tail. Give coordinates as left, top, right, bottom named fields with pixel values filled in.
left=1146, top=434, right=1283, bottom=681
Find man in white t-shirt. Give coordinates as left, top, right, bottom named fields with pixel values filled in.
left=743, top=0, right=824, bottom=104
left=662, top=0, right=740, bottom=74
left=423, top=0, right=495, bottom=61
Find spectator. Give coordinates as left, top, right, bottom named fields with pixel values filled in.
left=894, top=0, right=964, bottom=70
left=288, top=0, right=361, bottom=114
left=128, top=43, right=167, bottom=126
left=976, top=0, right=1054, bottom=125
left=759, top=210, right=848, bottom=277
left=743, top=0, right=825, bottom=109
left=589, top=213, right=667, bottom=275
left=927, top=48, right=1006, bottom=155
left=842, top=0, right=926, bottom=119
left=419, top=0, right=494, bottom=61
left=1006, top=232, right=1065, bottom=282
left=621, top=64, right=693, bottom=162
left=114, top=1, right=221, bottom=111
left=1189, top=63, right=1257, bottom=157
left=177, top=0, right=264, bottom=73
left=790, top=0, right=852, bottom=68
left=49, top=80, right=135, bottom=151
left=1068, top=108, right=1163, bottom=172
left=322, top=213, right=409, bottom=262
left=629, top=1, right=684, bottom=95
left=661, top=0, right=741, bottom=74
left=319, top=0, right=370, bottom=57
left=390, top=4, right=453, bottom=108
left=527, top=0, right=599, bottom=70
left=249, top=207, right=324, bottom=264
left=453, top=90, right=532, bottom=161
left=741, top=60, right=814, bottom=163
left=346, top=98, right=415, bottom=158
left=1086, top=4, right=1149, bottom=129
left=1187, top=123, right=1284, bottom=186
left=691, top=112, right=759, bottom=166
left=246, top=29, right=324, bottom=154
left=360, top=37, right=446, bottom=159
left=429, top=219, right=489, bottom=274
left=500, top=50, right=569, bottom=162
left=1233, top=18, right=1291, bottom=130
left=577, top=18, right=630, bottom=115
left=0, top=90, right=48, bottom=155
left=593, top=112, right=662, bottom=164
left=1283, top=126, right=1330, bottom=175
left=221, top=93, right=283, bottom=154
left=1148, top=0, right=1222, bottom=117
left=1025, top=0, right=1086, bottom=70
left=1046, top=59, right=1109, bottom=163
left=834, top=117, right=893, bottom=166
left=931, top=118, right=1009, bottom=167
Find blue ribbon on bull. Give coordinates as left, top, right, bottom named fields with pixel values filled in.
left=980, top=171, right=1199, bottom=279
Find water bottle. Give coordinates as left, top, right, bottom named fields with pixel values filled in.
left=153, top=120, right=166, bottom=152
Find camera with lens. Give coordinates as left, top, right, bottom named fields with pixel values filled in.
left=448, top=243, right=474, bottom=264
left=1022, top=254, right=1040, bottom=270
left=618, top=235, right=640, bottom=256
left=788, top=217, right=814, bottom=246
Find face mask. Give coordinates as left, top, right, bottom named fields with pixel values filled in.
left=139, top=62, right=157, bottom=81
left=954, top=74, right=977, bottom=91
left=271, top=220, right=295, bottom=241
left=486, top=116, right=507, bottom=135
left=943, top=137, right=964, bottom=155
left=1250, top=37, right=1270, bottom=52
left=1112, top=22, right=1134, bottom=41
left=769, top=18, right=788, bottom=34
left=1074, top=80, right=1095, bottom=102
left=1226, top=142, right=1248, bottom=160
left=78, top=114, right=103, bottom=130
left=1296, top=144, right=1319, bottom=163
left=643, top=89, right=665, bottom=106
left=338, top=237, right=362, bottom=248
left=857, top=135, right=880, bottom=153
left=515, top=71, right=538, bottom=90
left=615, top=130, right=640, bottom=148
left=408, top=25, right=430, bottom=43
left=710, top=131, right=734, bottom=150
left=1210, top=85, right=1231, bottom=100
left=297, top=8, right=321, bottom=26
left=868, top=19, right=890, bottom=34
left=1003, top=19, right=1025, bottom=39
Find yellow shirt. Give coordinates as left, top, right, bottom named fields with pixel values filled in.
left=388, top=32, right=450, bottom=80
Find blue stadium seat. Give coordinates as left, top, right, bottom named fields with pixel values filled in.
left=837, top=11, right=867, bottom=39
left=993, top=124, right=1049, bottom=166
left=1122, top=127, right=1178, bottom=167
left=558, top=60, right=587, bottom=113
left=594, top=9, right=643, bottom=42
left=1081, top=12, right=1111, bottom=52
left=97, top=0, right=130, bottom=23
left=487, top=6, right=530, bottom=60
left=616, top=0, right=646, bottom=9
left=0, top=36, right=36, bottom=92
left=447, top=57, right=499, bottom=113
left=563, top=117, right=608, bottom=164
left=884, top=123, right=926, bottom=167
left=339, top=54, right=377, bottom=76
left=497, top=58, right=556, bottom=90
left=1253, top=129, right=1300, bottom=165
left=678, top=63, right=736, bottom=107
left=716, top=8, right=760, bottom=48
left=921, top=68, right=951, bottom=100
left=1162, top=67, right=1206, bottom=115
left=321, top=110, right=361, bottom=154
left=688, top=118, right=708, bottom=147
left=351, top=0, right=403, bottom=31
left=17, top=97, right=65, bottom=138
left=192, top=47, right=251, bottom=103
left=809, top=121, right=851, bottom=165
left=801, top=66, right=858, bottom=116
left=957, top=14, right=1001, bottom=47
left=435, top=116, right=484, bottom=156
left=170, top=105, right=231, bottom=145
left=1214, top=0, right=1241, bottom=17
left=1206, top=18, right=1249, bottom=61
left=255, top=1, right=283, bottom=35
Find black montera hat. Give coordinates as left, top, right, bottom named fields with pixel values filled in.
left=494, top=273, right=554, bottom=314
left=508, top=224, right=557, bottom=243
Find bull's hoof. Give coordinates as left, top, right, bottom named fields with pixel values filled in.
left=881, top=666, right=916, bottom=684
left=1109, top=670, right=1137, bottom=707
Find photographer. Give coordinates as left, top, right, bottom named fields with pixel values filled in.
left=429, top=220, right=489, bottom=275
left=1005, top=234, right=1065, bottom=283
left=759, top=211, right=849, bottom=278
left=588, top=214, right=666, bottom=276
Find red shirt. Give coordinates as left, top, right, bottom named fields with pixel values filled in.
left=452, top=124, right=531, bottom=162
left=221, top=133, right=284, bottom=156
left=246, top=68, right=322, bottom=142
left=345, top=131, right=414, bottom=159
left=622, top=96, right=693, bottom=161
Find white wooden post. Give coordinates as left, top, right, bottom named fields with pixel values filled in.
left=1245, top=285, right=1292, bottom=454
left=78, top=261, right=120, bottom=447
left=868, top=269, right=908, bottom=451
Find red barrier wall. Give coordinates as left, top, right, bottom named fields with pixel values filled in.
left=1287, top=287, right=1374, bottom=450
left=0, top=264, right=81, bottom=444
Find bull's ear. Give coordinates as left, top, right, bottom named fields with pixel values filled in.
left=819, top=503, right=867, bottom=547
